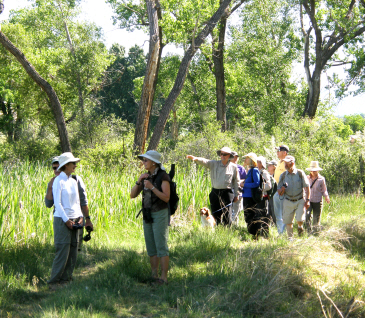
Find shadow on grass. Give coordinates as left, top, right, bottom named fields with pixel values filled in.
left=1, top=225, right=361, bottom=318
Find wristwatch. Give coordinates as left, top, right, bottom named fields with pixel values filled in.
left=86, top=216, right=91, bottom=220
left=306, top=199, right=310, bottom=202
left=136, top=181, right=141, bottom=185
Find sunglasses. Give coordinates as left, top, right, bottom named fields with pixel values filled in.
left=220, top=153, right=230, bottom=157
left=52, top=166, right=59, bottom=170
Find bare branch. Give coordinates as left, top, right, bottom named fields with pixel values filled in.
left=228, top=0, right=246, bottom=17
left=346, top=0, right=356, bottom=19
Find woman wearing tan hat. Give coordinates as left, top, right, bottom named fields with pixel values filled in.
left=130, top=150, right=170, bottom=285
left=187, top=147, right=240, bottom=225
left=305, top=161, right=330, bottom=233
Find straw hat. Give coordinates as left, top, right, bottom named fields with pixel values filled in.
left=242, top=152, right=257, bottom=164
left=306, top=161, right=323, bottom=171
left=57, top=152, right=80, bottom=171
left=138, top=150, right=166, bottom=170
left=217, top=147, right=234, bottom=159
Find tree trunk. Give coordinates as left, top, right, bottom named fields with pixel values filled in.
left=133, top=0, right=161, bottom=154
left=0, top=31, right=71, bottom=152
left=147, top=0, right=233, bottom=150
left=303, top=68, right=321, bottom=118
left=212, top=13, right=228, bottom=131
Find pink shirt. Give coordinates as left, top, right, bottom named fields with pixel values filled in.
left=307, top=173, right=329, bottom=203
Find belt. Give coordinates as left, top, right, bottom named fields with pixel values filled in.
left=285, top=197, right=303, bottom=202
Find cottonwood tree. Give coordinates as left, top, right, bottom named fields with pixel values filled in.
left=0, top=29, right=71, bottom=151
left=202, top=0, right=246, bottom=132
left=148, top=0, right=234, bottom=150
left=108, top=0, right=234, bottom=152
left=226, top=0, right=302, bottom=132
left=12, top=0, right=112, bottom=122
left=300, top=0, right=365, bottom=118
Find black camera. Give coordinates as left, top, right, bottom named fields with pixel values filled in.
left=83, top=226, right=93, bottom=242
left=72, top=223, right=83, bottom=230
left=283, top=182, right=288, bottom=188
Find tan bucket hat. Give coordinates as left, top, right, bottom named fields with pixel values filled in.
left=306, top=161, right=323, bottom=171
left=217, top=147, right=234, bottom=159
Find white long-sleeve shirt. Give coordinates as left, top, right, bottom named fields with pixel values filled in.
left=52, top=171, right=83, bottom=222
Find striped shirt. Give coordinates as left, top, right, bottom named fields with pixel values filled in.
left=307, top=174, right=329, bottom=203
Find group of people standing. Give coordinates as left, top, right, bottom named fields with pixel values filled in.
left=187, top=145, right=330, bottom=239
left=45, top=146, right=330, bottom=288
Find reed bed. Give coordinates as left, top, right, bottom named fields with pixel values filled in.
left=0, top=162, right=211, bottom=245
left=1, top=163, right=365, bottom=317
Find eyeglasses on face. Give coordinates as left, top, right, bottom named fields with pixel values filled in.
left=220, top=153, right=230, bottom=157
left=142, top=158, right=149, bottom=162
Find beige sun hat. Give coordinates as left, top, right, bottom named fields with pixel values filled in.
left=257, top=156, right=267, bottom=168
left=282, top=155, right=295, bottom=163
left=57, top=152, right=80, bottom=171
left=306, top=161, right=323, bottom=171
left=242, top=152, right=257, bottom=164
left=217, top=147, right=234, bottom=159
left=138, top=150, right=166, bottom=170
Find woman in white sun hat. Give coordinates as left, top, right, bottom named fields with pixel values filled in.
left=305, top=161, right=330, bottom=233
left=48, top=152, right=83, bottom=288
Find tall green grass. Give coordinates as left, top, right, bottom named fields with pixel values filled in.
left=1, top=163, right=365, bottom=317
left=0, top=162, right=212, bottom=245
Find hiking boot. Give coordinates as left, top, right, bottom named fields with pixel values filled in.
left=298, top=227, right=304, bottom=237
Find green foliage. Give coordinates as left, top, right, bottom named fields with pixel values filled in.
left=97, top=44, right=147, bottom=124
left=343, top=114, right=365, bottom=133
left=226, top=0, right=303, bottom=132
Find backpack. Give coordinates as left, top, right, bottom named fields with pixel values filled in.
left=266, top=174, right=277, bottom=199
left=251, top=168, right=264, bottom=203
left=154, top=164, right=179, bottom=215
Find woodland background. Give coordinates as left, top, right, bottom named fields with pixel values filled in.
left=0, top=0, right=365, bottom=193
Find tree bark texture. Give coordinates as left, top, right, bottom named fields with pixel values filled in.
left=0, top=31, right=72, bottom=152
left=212, top=13, right=228, bottom=132
left=301, top=0, right=365, bottom=118
left=147, top=0, right=233, bottom=150
left=133, top=0, right=161, bottom=154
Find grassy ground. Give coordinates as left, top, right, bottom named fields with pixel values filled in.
left=1, top=164, right=365, bottom=317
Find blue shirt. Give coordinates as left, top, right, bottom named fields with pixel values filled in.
left=241, top=167, right=260, bottom=198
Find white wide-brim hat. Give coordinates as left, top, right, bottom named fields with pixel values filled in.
left=217, top=147, right=234, bottom=159
left=243, top=152, right=257, bottom=164
left=57, top=152, right=80, bottom=170
left=138, top=150, right=166, bottom=170
left=257, top=156, right=267, bottom=168
left=306, top=161, right=323, bottom=171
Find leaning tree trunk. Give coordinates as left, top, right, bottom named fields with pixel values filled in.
left=147, top=0, right=233, bottom=150
left=0, top=31, right=71, bottom=152
left=133, top=0, right=161, bottom=154
left=212, top=13, right=228, bottom=132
